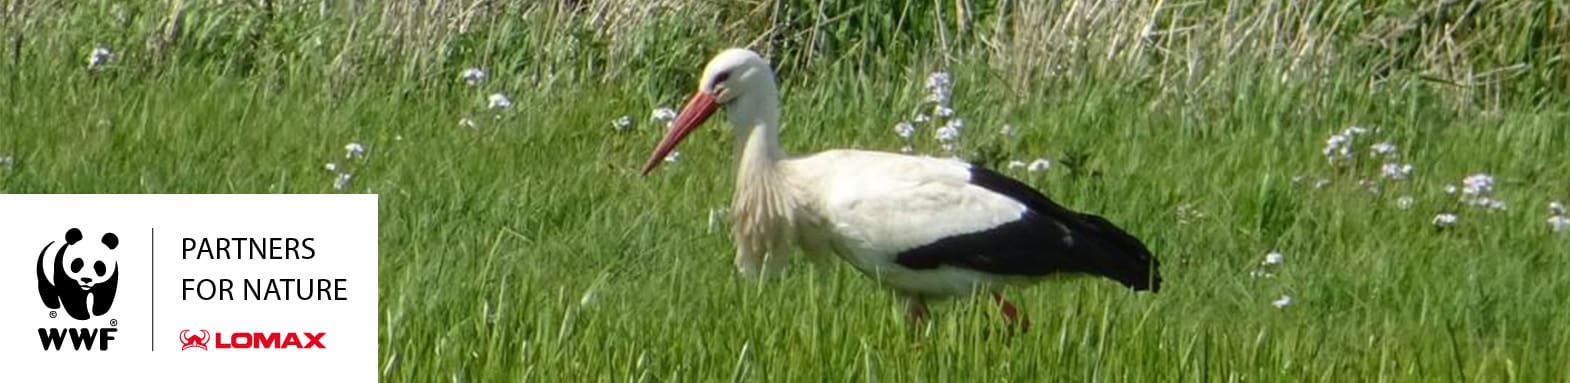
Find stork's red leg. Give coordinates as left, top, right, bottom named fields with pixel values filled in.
left=991, top=292, right=1031, bottom=331
left=906, top=296, right=929, bottom=327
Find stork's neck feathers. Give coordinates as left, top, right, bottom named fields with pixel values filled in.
left=728, top=72, right=786, bottom=190
left=732, top=92, right=783, bottom=170
left=729, top=76, right=795, bottom=263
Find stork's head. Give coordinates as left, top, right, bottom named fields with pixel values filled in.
left=641, top=48, right=778, bottom=175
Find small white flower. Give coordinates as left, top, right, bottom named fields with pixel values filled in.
left=944, top=118, right=965, bottom=131
left=663, top=151, right=680, bottom=163
left=940, top=142, right=957, bottom=153
left=1458, top=175, right=1505, bottom=209
left=1249, top=270, right=1276, bottom=279
left=1444, top=184, right=1458, bottom=194
left=1271, top=295, right=1293, bottom=309
left=611, top=115, right=633, bottom=131
left=925, top=72, right=951, bottom=91
left=1358, top=179, right=1380, bottom=194
left=1549, top=215, right=1570, bottom=233
left=1369, top=142, right=1397, bottom=157
left=1324, top=134, right=1350, bottom=147
left=927, top=90, right=951, bottom=104
left=1319, top=127, right=1369, bottom=165
left=459, top=117, right=478, bottom=129
left=487, top=93, right=513, bottom=109
left=913, top=114, right=931, bottom=123
left=460, top=67, right=486, bottom=86
left=925, top=72, right=952, bottom=104
left=934, top=106, right=954, bottom=117
left=899, top=145, right=914, bottom=154
left=324, top=163, right=339, bottom=172
left=999, top=124, right=1015, bottom=137
left=1549, top=201, right=1565, bottom=216
left=707, top=207, right=731, bottom=234
left=1478, top=197, right=1508, bottom=211
left=935, top=126, right=960, bottom=142
left=1262, top=251, right=1283, bottom=266
left=1461, top=173, right=1494, bottom=197
left=893, top=122, right=915, bottom=138
left=1323, top=133, right=1354, bottom=165
left=1175, top=203, right=1205, bottom=224
left=344, top=142, right=366, bottom=159
left=333, top=172, right=353, bottom=190
left=1381, top=163, right=1413, bottom=180
left=1433, top=213, right=1458, bottom=228
left=1027, top=158, right=1052, bottom=172
left=1312, top=178, right=1331, bottom=189
left=1006, top=160, right=1027, bottom=169
left=87, top=46, right=114, bottom=69
left=651, top=107, right=677, bottom=122
left=1396, top=195, right=1415, bottom=210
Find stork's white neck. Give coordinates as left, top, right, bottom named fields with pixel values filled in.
left=727, top=79, right=795, bottom=277
left=727, top=79, right=784, bottom=175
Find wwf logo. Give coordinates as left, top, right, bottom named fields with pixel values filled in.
left=36, top=228, right=120, bottom=320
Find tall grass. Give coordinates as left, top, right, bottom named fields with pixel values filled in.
left=6, top=1, right=1565, bottom=106
left=4, top=1, right=1570, bottom=381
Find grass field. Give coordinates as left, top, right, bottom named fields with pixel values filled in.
left=5, top=1, right=1570, bottom=381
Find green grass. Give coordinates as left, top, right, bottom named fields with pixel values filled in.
left=6, top=1, right=1570, bottom=381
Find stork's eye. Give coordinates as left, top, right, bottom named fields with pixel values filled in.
left=712, top=70, right=732, bottom=85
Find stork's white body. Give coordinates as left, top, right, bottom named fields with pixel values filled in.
left=642, top=48, right=1158, bottom=324
left=777, top=150, right=1031, bottom=297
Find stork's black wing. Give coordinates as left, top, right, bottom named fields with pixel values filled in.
left=894, top=166, right=1161, bottom=292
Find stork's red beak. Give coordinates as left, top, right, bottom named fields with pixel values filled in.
left=641, top=91, right=719, bottom=175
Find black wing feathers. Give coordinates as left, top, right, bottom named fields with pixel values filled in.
left=893, top=166, right=1162, bottom=292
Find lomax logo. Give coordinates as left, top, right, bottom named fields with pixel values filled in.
left=35, top=228, right=122, bottom=351
left=179, top=330, right=209, bottom=350
left=180, top=329, right=325, bottom=350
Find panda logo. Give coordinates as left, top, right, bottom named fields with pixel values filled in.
left=36, top=228, right=120, bottom=320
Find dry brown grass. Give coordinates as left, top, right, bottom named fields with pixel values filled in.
left=3, top=0, right=1562, bottom=111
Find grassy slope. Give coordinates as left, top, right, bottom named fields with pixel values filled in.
left=5, top=1, right=1570, bottom=382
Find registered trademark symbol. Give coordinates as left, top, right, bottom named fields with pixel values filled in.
left=49, top=311, right=56, bottom=318
left=110, top=319, right=118, bottom=327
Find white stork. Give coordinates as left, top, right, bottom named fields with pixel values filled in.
left=641, top=48, right=1160, bottom=328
